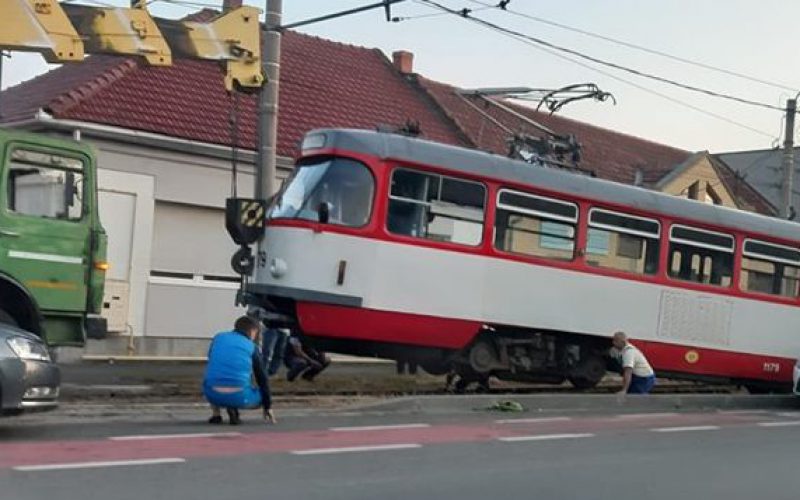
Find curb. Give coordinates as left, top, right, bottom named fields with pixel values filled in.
left=342, top=394, right=800, bottom=414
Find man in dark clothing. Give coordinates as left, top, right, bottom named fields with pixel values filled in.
left=247, top=305, right=289, bottom=376
left=203, top=316, right=275, bottom=425
left=284, top=335, right=330, bottom=382
left=262, top=327, right=290, bottom=376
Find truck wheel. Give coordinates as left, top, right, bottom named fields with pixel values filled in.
left=0, top=308, right=19, bottom=327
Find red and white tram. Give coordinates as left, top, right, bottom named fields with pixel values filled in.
left=250, top=128, right=800, bottom=391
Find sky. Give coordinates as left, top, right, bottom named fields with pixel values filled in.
left=3, top=0, right=800, bottom=154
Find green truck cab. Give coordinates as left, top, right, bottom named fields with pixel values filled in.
left=0, top=129, right=107, bottom=346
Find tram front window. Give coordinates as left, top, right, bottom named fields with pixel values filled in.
left=270, top=157, right=374, bottom=227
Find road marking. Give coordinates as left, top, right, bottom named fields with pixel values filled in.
left=717, top=409, right=769, bottom=415
left=13, top=458, right=185, bottom=472
left=291, top=444, right=422, bottom=455
left=109, top=432, right=242, bottom=441
left=498, top=433, right=594, bottom=442
left=614, top=412, right=678, bottom=419
left=775, top=412, right=800, bottom=418
left=757, top=421, right=800, bottom=428
left=495, top=417, right=572, bottom=424
left=651, top=425, right=720, bottom=433
left=329, top=424, right=430, bottom=432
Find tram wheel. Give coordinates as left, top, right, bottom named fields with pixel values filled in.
left=468, top=339, right=499, bottom=374
left=568, top=355, right=607, bottom=390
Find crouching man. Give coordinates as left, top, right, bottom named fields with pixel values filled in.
left=610, top=331, right=656, bottom=395
left=203, top=316, right=276, bottom=425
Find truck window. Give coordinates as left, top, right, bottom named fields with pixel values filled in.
left=6, top=149, right=85, bottom=221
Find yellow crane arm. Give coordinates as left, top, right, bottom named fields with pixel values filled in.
left=1, top=0, right=84, bottom=62
left=0, top=0, right=264, bottom=90
left=156, top=6, right=264, bottom=89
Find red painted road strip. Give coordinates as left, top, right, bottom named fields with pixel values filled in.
left=0, top=412, right=770, bottom=470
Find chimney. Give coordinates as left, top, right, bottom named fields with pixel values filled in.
left=392, top=51, right=414, bottom=74
left=223, top=0, right=243, bottom=10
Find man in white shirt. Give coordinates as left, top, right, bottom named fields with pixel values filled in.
left=610, top=332, right=656, bottom=394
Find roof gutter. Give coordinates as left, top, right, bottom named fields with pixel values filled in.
left=4, top=112, right=295, bottom=170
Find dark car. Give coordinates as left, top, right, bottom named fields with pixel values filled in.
left=0, top=324, right=60, bottom=416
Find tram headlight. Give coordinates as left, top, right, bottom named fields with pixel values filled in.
left=269, top=257, right=288, bottom=278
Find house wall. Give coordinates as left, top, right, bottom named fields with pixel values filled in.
left=45, top=133, right=292, bottom=358
left=659, top=157, right=736, bottom=207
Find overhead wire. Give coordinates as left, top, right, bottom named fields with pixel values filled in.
left=417, top=0, right=786, bottom=113
left=155, top=0, right=221, bottom=10
left=466, top=0, right=798, bottom=94
left=414, top=0, right=777, bottom=139
left=391, top=3, right=493, bottom=21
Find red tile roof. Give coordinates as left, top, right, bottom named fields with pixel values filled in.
left=416, top=77, right=691, bottom=185
left=0, top=30, right=467, bottom=157
left=0, top=18, right=770, bottom=214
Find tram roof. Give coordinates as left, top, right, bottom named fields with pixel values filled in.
left=306, top=128, right=800, bottom=243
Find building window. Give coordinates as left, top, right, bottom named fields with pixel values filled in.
left=740, top=239, right=800, bottom=298
left=494, top=189, right=578, bottom=261
left=585, top=209, right=660, bottom=275
left=6, top=148, right=85, bottom=221
left=668, top=224, right=734, bottom=287
left=705, top=184, right=722, bottom=205
left=387, top=168, right=485, bottom=246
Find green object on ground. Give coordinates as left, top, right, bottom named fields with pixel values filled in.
left=486, top=400, right=525, bottom=412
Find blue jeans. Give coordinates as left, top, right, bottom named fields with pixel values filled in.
left=628, top=375, right=656, bottom=394
left=203, top=382, right=262, bottom=409
left=262, top=328, right=289, bottom=376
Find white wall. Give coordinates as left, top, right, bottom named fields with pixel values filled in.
left=83, top=135, right=291, bottom=341
left=97, top=169, right=155, bottom=337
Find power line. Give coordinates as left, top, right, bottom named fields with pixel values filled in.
left=391, top=4, right=493, bottom=22
left=418, top=0, right=786, bottom=113
left=467, top=0, right=798, bottom=94
left=155, top=0, right=220, bottom=10
left=413, top=0, right=775, bottom=139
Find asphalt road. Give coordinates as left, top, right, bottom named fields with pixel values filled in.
left=2, top=403, right=800, bottom=500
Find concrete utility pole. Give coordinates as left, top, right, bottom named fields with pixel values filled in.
left=781, top=98, right=796, bottom=219
left=255, top=0, right=282, bottom=201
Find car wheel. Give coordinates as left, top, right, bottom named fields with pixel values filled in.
left=0, top=308, right=18, bottom=327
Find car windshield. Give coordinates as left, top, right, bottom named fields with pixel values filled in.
left=270, top=157, right=374, bottom=227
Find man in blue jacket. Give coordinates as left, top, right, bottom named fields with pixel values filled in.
left=203, top=316, right=275, bottom=425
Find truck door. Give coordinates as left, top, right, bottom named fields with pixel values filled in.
left=0, top=146, right=91, bottom=341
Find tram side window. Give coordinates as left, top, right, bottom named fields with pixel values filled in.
left=494, top=189, right=578, bottom=261
left=740, top=239, right=800, bottom=298
left=585, top=209, right=660, bottom=275
left=668, top=225, right=734, bottom=287
left=387, top=168, right=485, bottom=246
